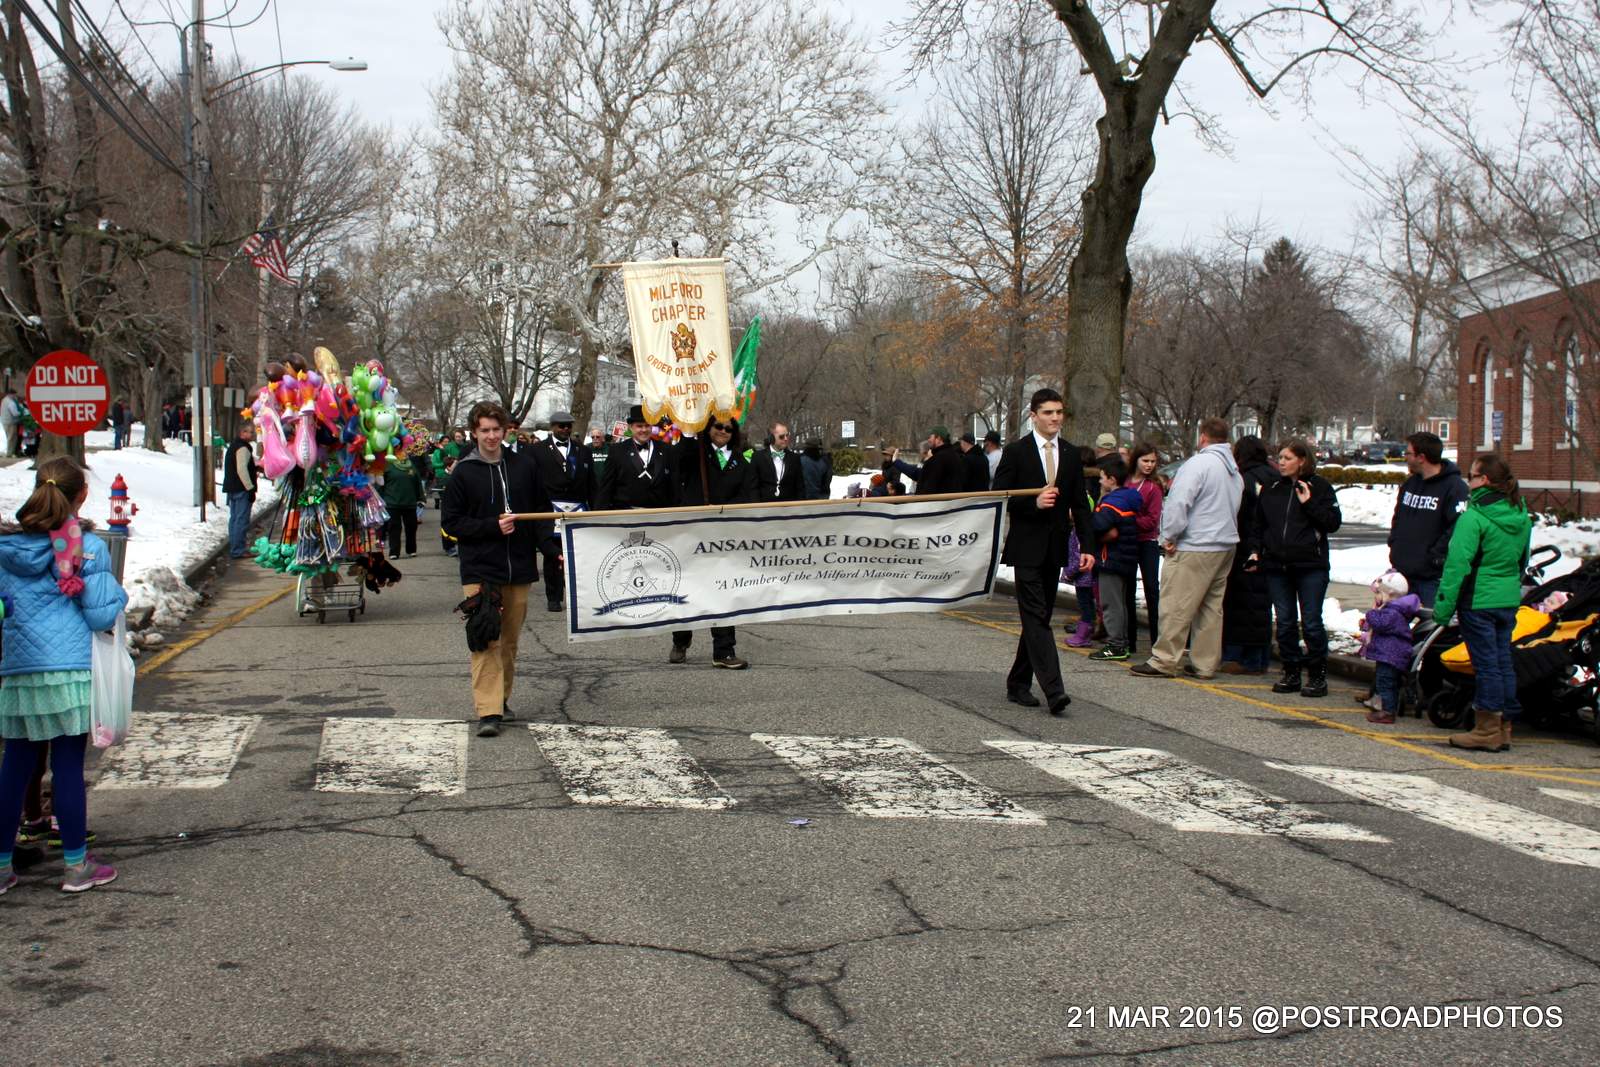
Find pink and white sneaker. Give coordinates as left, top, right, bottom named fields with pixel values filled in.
left=61, top=857, right=117, bottom=893
left=1, top=868, right=16, bottom=896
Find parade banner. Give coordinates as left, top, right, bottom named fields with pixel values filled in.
left=619, top=257, right=737, bottom=431
left=561, top=497, right=1005, bottom=642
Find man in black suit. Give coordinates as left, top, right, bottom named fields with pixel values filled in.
left=991, top=388, right=1097, bottom=716
left=670, top=415, right=758, bottom=668
left=528, top=410, right=595, bottom=612
left=752, top=422, right=806, bottom=501
left=596, top=405, right=678, bottom=510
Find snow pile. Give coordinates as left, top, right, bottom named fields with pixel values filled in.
left=0, top=426, right=276, bottom=629
left=1331, top=484, right=1398, bottom=526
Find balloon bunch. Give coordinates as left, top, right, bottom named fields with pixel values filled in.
left=245, top=346, right=415, bottom=573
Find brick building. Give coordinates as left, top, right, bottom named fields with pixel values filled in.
left=1457, top=273, right=1600, bottom=516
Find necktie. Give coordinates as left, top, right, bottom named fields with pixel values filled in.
left=717, top=448, right=730, bottom=470
left=561, top=444, right=575, bottom=475
left=1043, top=440, right=1056, bottom=485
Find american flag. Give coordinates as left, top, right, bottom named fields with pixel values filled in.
left=240, top=218, right=295, bottom=285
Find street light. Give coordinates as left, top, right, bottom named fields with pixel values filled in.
left=206, top=58, right=368, bottom=102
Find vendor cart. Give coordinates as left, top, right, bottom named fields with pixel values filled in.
left=296, top=565, right=366, bottom=624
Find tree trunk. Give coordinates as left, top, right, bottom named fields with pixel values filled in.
left=141, top=362, right=167, bottom=453
left=1061, top=96, right=1147, bottom=445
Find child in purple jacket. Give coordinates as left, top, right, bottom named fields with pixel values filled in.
left=1361, top=571, right=1420, bottom=724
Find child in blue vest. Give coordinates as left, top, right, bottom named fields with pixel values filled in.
left=1090, top=456, right=1143, bottom=661
left=0, top=458, right=128, bottom=896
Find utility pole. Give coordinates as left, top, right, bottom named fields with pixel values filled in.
left=254, top=176, right=275, bottom=384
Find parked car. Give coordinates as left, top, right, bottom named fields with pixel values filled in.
left=1363, top=443, right=1388, bottom=464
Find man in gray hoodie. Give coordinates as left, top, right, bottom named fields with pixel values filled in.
left=1131, top=417, right=1245, bottom=679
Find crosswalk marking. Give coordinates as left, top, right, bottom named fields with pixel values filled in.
left=990, top=742, right=1383, bottom=841
left=1540, top=788, right=1600, bottom=812
left=527, top=724, right=735, bottom=810
left=95, top=712, right=259, bottom=790
left=753, top=734, right=1043, bottom=824
left=1274, top=765, right=1600, bottom=869
left=315, top=718, right=469, bottom=796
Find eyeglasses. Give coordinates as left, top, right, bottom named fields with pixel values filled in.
left=774, top=433, right=790, bottom=440
left=1469, top=472, right=1487, bottom=482
left=710, top=423, right=732, bottom=432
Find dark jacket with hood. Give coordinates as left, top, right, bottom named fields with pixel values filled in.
left=1388, top=460, right=1469, bottom=581
left=1092, top=484, right=1143, bottom=578
left=1249, top=471, right=1343, bottom=570
left=1223, top=460, right=1276, bottom=649
left=916, top=442, right=965, bottom=496
left=441, top=447, right=551, bottom=586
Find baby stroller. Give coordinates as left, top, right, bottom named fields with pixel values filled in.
left=1408, top=547, right=1600, bottom=742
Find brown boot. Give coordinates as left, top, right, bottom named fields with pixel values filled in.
left=1449, top=709, right=1505, bottom=751
left=1499, top=717, right=1513, bottom=753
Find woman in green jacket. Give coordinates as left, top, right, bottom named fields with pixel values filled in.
left=1432, top=453, right=1533, bottom=753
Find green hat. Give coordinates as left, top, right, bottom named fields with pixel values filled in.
left=928, top=425, right=952, bottom=443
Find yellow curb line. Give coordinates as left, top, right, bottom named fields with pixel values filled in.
left=138, top=581, right=296, bottom=676
left=942, top=609, right=1600, bottom=788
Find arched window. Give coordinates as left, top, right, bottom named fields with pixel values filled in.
left=1562, top=334, right=1581, bottom=446
left=1518, top=340, right=1534, bottom=450
left=1480, top=347, right=1496, bottom=447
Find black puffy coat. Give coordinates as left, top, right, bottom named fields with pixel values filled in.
left=1249, top=472, right=1342, bottom=570
left=1222, top=461, right=1275, bottom=649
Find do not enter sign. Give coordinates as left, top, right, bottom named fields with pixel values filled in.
left=26, top=349, right=109, bottom=437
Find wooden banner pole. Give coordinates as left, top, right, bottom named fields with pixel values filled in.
left=507, top=488, right=1044, bottom=523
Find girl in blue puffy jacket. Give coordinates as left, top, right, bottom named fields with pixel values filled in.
left=0, top=458, right=128, bottom=896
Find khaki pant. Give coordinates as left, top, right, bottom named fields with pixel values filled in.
left=1147, top=548, right=1235, bottom=676
left=463, top=582, right=530, bottom=718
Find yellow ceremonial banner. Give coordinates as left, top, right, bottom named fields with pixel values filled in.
left=619, top=258, right=737, bottom=431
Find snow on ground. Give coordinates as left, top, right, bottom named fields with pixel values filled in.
left=0, top=425, right=276, bottom=630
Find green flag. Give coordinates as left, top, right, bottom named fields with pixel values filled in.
left=732, top=316, right=761, bottom=422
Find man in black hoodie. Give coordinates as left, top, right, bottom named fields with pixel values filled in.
left=1387, top=431, right=1468, bottom=608
left=442, top=400, right=552, bottom=737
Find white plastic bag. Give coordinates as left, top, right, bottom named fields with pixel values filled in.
left=90, top=614, right=135, bottom=748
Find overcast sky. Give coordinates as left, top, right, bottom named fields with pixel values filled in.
left=91, top=1, right=1523, bottom=283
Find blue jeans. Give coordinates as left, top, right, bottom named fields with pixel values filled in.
left=1374, top=662, right=1402, bottom=715
left=1459, top=607, right=1521, bottom=718
left=112, top=424, right=125, bottom=449
left=227, top=490, right=254, bottom=557
left=1267, top=567, right=1330, bottom=667
left=1404, top=576, right=1440, bottom=609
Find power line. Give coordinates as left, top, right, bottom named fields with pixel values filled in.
left=13, top=0, right=189, bottom=183
left=73, top=0, right=183, bottom=142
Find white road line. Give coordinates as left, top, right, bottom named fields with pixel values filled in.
left=753, top=734, right=1043, bottom=824
left=1273, top=765, right=1600, bottom=869
left=1540, top=788, right=1600, bottom=812
left=95, top=712, right=259, bottom=790
left=528, top=724, right=735, bottom=810
left=314, top=718, right=469, bottom=796
left=990, top=742, right=1383, bottom=841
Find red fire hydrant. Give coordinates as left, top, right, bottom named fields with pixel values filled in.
left=104, top=473, right=137, bottom=582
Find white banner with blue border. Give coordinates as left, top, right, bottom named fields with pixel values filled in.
left=562, top=497, right=1005, bottom=641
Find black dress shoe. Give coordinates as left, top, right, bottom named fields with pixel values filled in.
left=1007, top=689, right=1040, bottom=708
left=476, top=715, right=502, bottom=738
left=1048, top=694, right=1071, bottom=716
left=547, top=601, right=563, bottom=613
left=669, top=645, right=688, bottom=664
left=1130, top=662, right=1173, bottom=677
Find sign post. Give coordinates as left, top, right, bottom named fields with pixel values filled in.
left=25, top=349, right=109, bottom=437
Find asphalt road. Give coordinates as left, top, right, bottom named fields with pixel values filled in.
left=5, top=515, right=1599, bottom=1066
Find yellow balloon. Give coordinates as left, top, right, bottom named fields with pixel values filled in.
left=313, top=346, right=343, bottom=384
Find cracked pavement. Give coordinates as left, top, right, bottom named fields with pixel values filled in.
left=3, top=536, right=1599, bottom=1066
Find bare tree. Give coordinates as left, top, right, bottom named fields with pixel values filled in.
left=1422, top=0, right=1600, bottom=471
left=432, top=0, right=889, bottom=434
left=901, top=0, right=1443, bottom=441
left=891, top=5, right=1091, bottom=433
left=1348, top=147, right=1466, bottom=434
